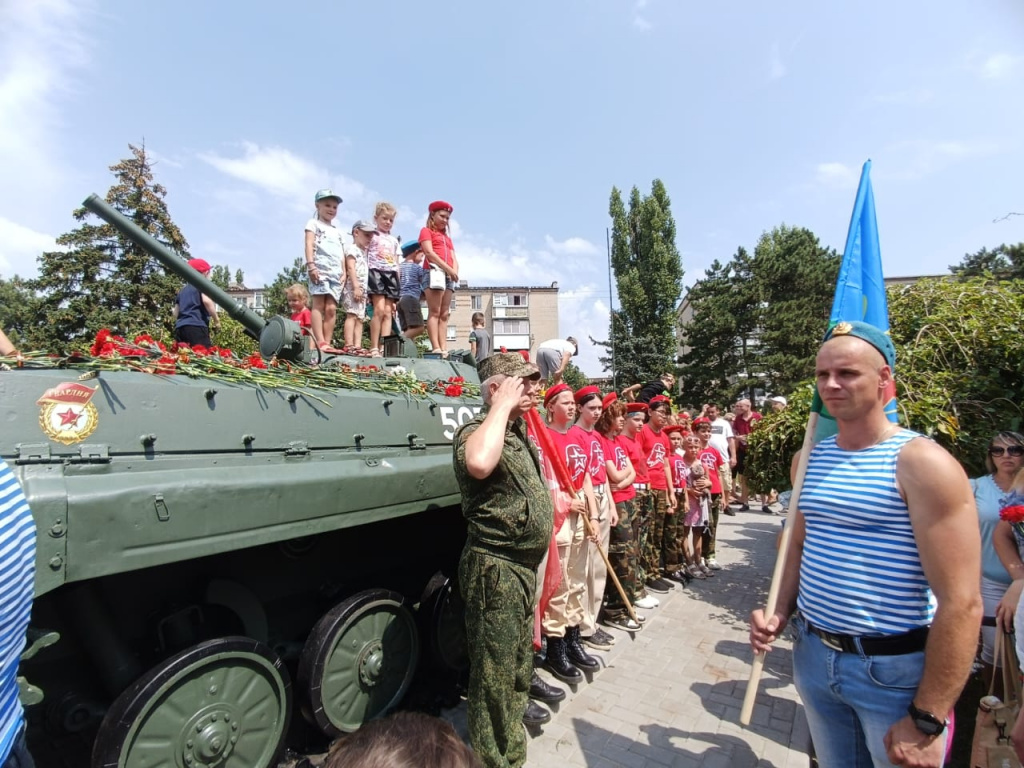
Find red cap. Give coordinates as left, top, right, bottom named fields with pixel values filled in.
left=692, top=416, right=710, bottom=426
left=649, top=394, right=671, bottom=407
left=680, top=412, right=691, bottom=420
left=601, top=392, right=618, bottom=409
left=188, top=258, right=211, bottom=274
left=543, top=382, right=571, bottom=406
left=663, top=425, right=684, bottom=435
left=518, top=350, right=530, bottom=362
left=429, top=200, right=453, bottom=213
left=574, top=385, right=601, bottom=404
left=626, top=402, right=649, bottom=413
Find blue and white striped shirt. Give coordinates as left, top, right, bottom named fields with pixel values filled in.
left=0, top=460, right=36, bottom=762
left=797, top=429, right=935, bottom=636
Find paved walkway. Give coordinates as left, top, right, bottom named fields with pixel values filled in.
left=445, top=507, right=811, bottom=768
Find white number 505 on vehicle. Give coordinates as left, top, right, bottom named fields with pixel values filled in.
left=439, top=405, right=482, bottom=441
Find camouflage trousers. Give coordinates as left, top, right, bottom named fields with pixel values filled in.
left=662, top=493, right=685, bottom=574
left=633, top=489, right=654, bottom=585
left=603, top=497, right=639, bottom=617
left=701, top=492, right=723, bottom=560
left=460, top=547, right=537, bottom=768
left=643, top=489, right=676, bottom=580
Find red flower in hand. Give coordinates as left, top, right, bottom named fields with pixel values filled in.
left=999, top=505, right=1024, bottom=524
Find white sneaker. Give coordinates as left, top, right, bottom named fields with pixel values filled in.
left=635, top=595, right=660, bottom=609
left=704, top=557, right=722, bottom=571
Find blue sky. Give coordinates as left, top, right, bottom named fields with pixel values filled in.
left=1, top=0, right=1022, bottom=375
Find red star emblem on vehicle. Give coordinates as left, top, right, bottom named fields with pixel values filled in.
left=58, top=407, right=81, bottom=427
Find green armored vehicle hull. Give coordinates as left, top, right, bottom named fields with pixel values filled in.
left=4, top=196, right=482, bottom=768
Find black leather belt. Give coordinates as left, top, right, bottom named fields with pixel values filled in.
left=805, top=617, right=929, bottom=656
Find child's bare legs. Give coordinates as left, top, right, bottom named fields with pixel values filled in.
left=680, top=523, right=694, bottom=565
left=368, top=296, right=391, bottom=354
left=344, top=314, right=363, bottom=349
left=321, top=297, right=338, bottom=348
left=690, top=527, right=703, bottom=566
left=425, top=288, right=444, bottom=351
left=311, top=294, right=328, bottom=349
left=437, top=289, right=453, bottom=352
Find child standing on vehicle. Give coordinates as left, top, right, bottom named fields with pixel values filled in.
left=305, top=189, right=346, bottom=352
left=285, top=283, right=313, bottom=351
left=468, top=312, right=491, bottom=362
left=396, top=241, right=426, bottom=340
left=342, top=220, right=374, bottom=351
left=366, top=202, right=402, bottom=358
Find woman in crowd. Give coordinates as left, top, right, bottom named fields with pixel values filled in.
left=972, top=431, right=1024, bottom=683
left=419, top=201, right=459, bottom=357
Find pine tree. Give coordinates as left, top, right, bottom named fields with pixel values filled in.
left=598, top=180, right=684, bottom=388
left=950, top=243, right=1024, bottom=281
left=31, top=144, right=189, bottom=350
left=210, top=265, right=231, bottom=290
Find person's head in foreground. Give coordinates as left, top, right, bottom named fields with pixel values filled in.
left=324, top=711, right=482, bottom=768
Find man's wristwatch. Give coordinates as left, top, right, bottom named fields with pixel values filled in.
left=907, top=702, right=946, bottom=736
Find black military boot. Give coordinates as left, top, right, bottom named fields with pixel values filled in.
left=542, top=635, right=583, bottom=684
left=522, top=700, right=551, bottom=726
left=565, top=625, right=599, bottom=671
left=529, top=671, right=566, bottom=703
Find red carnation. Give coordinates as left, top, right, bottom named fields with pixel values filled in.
left=247, top=354, right=267, bottom=370
left=1000, top=505, right=1024, bottom=524
left=445, top=384, right=463, bottom=397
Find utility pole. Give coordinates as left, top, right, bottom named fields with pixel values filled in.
left=606, top=227, right=616, bottom=388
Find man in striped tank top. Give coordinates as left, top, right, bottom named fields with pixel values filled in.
left=750, top=321, right=981, bottom=768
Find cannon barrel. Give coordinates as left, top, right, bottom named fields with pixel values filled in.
left=82, top=194, right=269, bottom=338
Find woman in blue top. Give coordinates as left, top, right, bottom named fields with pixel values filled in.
left=972, top=430, right=1024, bottom=673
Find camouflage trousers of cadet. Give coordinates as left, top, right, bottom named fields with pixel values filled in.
left=633, top=488, right=654, bottom=585
left=459, top=547, right=537, bottom=768
left=603, top=497, right=640, bottom=618
left=701, top=492, right=723, bottom=560
left=644, top=489, right=683, bottom=579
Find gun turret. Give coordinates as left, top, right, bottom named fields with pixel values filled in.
left=83, top=194, right=310, bottom=362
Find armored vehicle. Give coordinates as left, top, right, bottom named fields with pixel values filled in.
left=4, top=196, right=482, bottom=767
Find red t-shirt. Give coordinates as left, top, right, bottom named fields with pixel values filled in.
left=669, top=453, right=688, bottom=491
left=699, top=446, right=726, bottom=495
left=620, top=432, right=648, bottom=484
left=419, top=227, right=455, bottom=268
left=548, top=425, right=587, bottom=492
left=638, top=424, right=671, bottom=491
left=600, top=433, right=636, bottom=504
left=291, top=307, right=312, bottom=331
left=733, top=412, right=762, bottom=452
left=568, top=425, right=607, bottom=487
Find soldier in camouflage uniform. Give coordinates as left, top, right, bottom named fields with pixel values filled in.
left=453, top=353, right=552, bottom=768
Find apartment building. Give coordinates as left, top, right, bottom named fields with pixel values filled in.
left=447, top=282, right=560, bottom=358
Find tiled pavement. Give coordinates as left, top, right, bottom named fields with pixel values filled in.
left=445, top=507, right=812, bottom=768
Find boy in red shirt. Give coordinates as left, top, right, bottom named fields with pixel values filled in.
left=637, top=396, right=681, bottom=587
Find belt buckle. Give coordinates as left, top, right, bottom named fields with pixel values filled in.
left=819, top=630, right=845, bottom=652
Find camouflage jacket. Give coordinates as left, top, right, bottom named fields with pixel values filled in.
left=453, top=406, right=554, bottom=567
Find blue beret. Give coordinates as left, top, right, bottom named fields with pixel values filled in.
left=401, top=240, right=421, bottom=257
left=823, top=320, right=895, bottom=368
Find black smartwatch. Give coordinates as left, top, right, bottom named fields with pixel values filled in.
left=907, top=702, right=946, bottom=736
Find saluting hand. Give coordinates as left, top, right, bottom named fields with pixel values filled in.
left=491, top=376, right=524, bottom=412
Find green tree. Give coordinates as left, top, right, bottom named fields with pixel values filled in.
left=749, top=225, right=839, bottom=395
left=209, top=315, right=258, bottom=357
left=679, top=249, right=757, bottom=406
left=30, top=144, right=188, bottom=351
left=747, top=277, right=1024, bottom=490
left=265, top=258, right=306, bottom=317
left=0, top=276, right=39, bottom=349
left=599, top=180, right=684, bottom=387
left=210, top=265, right=231, bottom=290
left=950, top=242, right=1024, bottom=281
left=234, top=268, right=245, bottom=287
left=561, top=362, right=588, bottom=391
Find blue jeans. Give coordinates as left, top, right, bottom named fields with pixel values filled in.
left=3, top=729, right=34, bottom=768
left=791, top=615, right=941, bottom=768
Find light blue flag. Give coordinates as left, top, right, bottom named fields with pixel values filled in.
left=813, top=159, right=898, bottom=440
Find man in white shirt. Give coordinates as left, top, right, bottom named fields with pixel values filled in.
left=536, top=337, right=578, bottom=385
left=703, top=403, right=736, bottom=516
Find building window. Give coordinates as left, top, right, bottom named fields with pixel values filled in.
left=253, top=292, right=264, bottom=309
left=494, top=318, right=529, bottom=334
left=450, top=294, right=457, bottom=310
left=446, top=326, right=457, bottom=341
left=493, top=293, right=508, bottom=307
left=471, top=295, right=482, bottom=310
left=511, top=293, right=528, bottom=307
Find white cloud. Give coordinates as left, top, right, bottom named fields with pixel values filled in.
left=0, top=217, right=63, bottom=277
left=544, top=235, right=599, bottom=256
left=966, top=51, right=1022, bottom=80
left=0, top=0, right=90, bottom=229
left=815, top=162, right=859, bottom=189
left=559, top=285, right=612, bottom=377
left=632, top=0, right=651, bottom=31
left=199, top=142, right=375, bottom=215
left=769, top=41, right=787, bottom=80
left=882, top=138, right=999, bottom=180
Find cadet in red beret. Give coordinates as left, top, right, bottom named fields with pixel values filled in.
left=574, top=385, right=601, bottom=404
left=173, top=257, right=219, bottom=349
left=602, top=392, right=618, bottom=409
left=626, top=402, right=649, bottom=414
left=543, top=382, right=572, bottom=408
left=420, top=201, right=460, bottom=357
